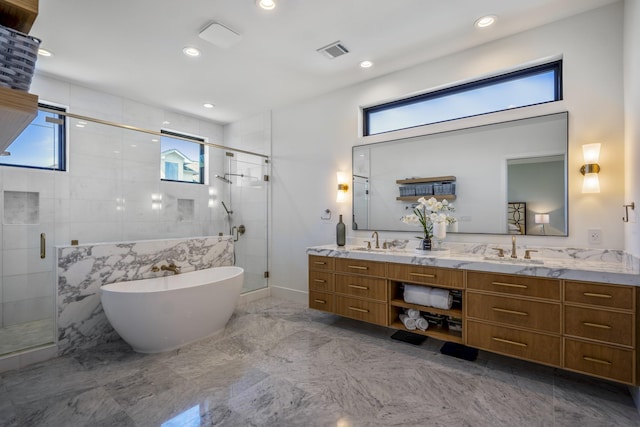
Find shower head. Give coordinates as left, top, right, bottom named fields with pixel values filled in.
left=215, top=174, right=232, bottom=184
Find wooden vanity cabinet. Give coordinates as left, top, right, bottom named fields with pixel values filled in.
left=563, top=280, right=636, bottom=385
left=307, top=255, right=640, bottom=385
left=465, top=271, right=562, bottom=367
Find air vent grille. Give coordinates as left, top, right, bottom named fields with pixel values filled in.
left=317, top=41, right=349, bottom=59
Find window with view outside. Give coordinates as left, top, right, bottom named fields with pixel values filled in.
left=160, top=130, right=205, bottom=184
left=0, top=104, right=66, bottom=170
left=364, top=61, right=562, bottom=136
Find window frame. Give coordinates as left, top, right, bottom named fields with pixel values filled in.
left=160, top=129, right=206, bottom=185
left=0, top=103, right=67, bottom=171
left=363, top=60, right=563, bottom=136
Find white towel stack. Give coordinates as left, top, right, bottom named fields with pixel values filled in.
left=403, top=284, right=453, bottom=310
left=399, top=314, right=417, bottom=330
left=403, top=308, right=429, bottom=331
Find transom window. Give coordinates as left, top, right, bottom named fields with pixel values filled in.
left=0, top=103, right=67, bottom=170
left=160, top=130, right=205, bottom=184
left=363, top=61, right=562, bottom=136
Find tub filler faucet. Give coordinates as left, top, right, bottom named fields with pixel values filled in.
left=160, top=263, right=181, bottom=274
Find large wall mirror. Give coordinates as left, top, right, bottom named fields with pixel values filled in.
left=352, top=112, right=568, bottom=236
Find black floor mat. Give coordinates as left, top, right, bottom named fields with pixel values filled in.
left=390, top=330, right=427, bottom=345
left=440, top=342, right=478, bottom=361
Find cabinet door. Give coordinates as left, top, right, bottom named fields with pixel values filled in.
left=466, top=320, right=561, bottom=367
left=335, top=295, right=387, bottom=326
left=387, top=264, right=463, bottom=289
left=309, top=255, right=335, bottom=271
left=309, top=270, right=334, bottom=292
left=565, top=281, right=634, bottom=310
left=335, top=274, right=387, bottom=302
left=466, top=293, right=561, bottom=334
left=564, top=338, right=634, bottom=384
left=467, top=271, right=560, bottom=300
left=309, top=291, right=334, bottom=312
left=335, top=258, right=386, bottom=277
left=564, top=306, right=634, bottom=347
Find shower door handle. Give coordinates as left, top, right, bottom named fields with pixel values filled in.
left=40, top=233, right=46, bottom=259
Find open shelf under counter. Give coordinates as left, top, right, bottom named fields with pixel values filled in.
left=390, top=298, right=462, bottom=319
left=389, top=320, right=463, bottom=344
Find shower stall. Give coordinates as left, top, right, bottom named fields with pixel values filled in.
left=0, top=107, right=270, bottom=358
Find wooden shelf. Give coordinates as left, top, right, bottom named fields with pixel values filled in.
left=396, top=175, right=456, bottom=185
left=396, top=194, right=456, bottom=202
left=0, top=0, right=38, bottom=33
left=390, top=298, right=462, bottom=318
left=0, top=86, right=38, bottom=152
left=390, top=320, right=463, bottom=344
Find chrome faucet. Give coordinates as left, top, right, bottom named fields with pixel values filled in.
left=161, top=263, right=181, bottom=274
left=511, top=236, right=518, bottom=259
left=371, top=231, right=379, bottom=249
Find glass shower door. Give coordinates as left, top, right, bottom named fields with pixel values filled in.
left=226, top=153, right=269, bottom=293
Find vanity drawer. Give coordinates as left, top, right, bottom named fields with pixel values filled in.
left=466, top=320, right=561, bottom=367
left=335, top=295, right=387, bottom=326
left=564, top=338, right=634, bottom=384
left=467, top=271, right=560, bottom=301
left=387, top=264, right=464, bottom=289
left=309, top=291, right=334, bottom=312
left=335, top=258, right=386, bottom=277
left=309, top=271, right=334, bottom=292
left=564, top=281, right=634, bottom=310
left=335, top=274, right=387, bottom=302
left=466, top=293, right=561, bottom=333
left=309, top=255, right=335, bottom=271
left=564, top=306, right=634, bottom=347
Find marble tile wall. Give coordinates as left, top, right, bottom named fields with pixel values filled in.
left=56, top=236, right=234, bottom=355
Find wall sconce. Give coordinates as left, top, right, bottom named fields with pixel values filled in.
left=151, top=193, right=162, bottom=210
left=336, top=172, right=350, bottom=203
left=580, top=143, right=601, bottom=193
left=534, top=213, right=549, bottom=235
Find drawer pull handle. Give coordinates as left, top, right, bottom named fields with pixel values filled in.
left=314, top=279, right=327, bottom=283
left=313, top=261, right=327, bottom=265
left=409, top=272, right=436, bottom=278
left=313, top=299, right=326, bottom=304
left=583, top=292, right=612, bottom=299
left=492, top=337, right=527, bottom=348
left=491, top=281, right=528, bottom=289
left=348, top=284, right=369, bottom=290
left=582, top=322, right=612, bottom=330
left=583, top=356, right=612, bottom=366
left=348, top=306, right=369, bottom=313
left=348, top=265, right=369, bottom=270
left=492, top=307, right=528, bottom=316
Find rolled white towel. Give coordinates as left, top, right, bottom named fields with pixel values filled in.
left=399, top=314, right=417, bottom=330
left=429, top=288, right=453, bottom=310
left=403, top=284, right=433, bottom=306
left=406, top=308, right=421, bottom=319
left=415, top=317, right=429, bottom=331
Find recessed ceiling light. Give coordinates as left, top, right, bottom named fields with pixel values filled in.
left=360, top=60, right=373, bottom=68
left=475, top=15, right=497, bottom=28
left=182, top=46, right=201, bottom=57
left=38, top=48, right=53, bottom=57
left=203, top=103, right=214, bottom=108
left=257, top=0, right=276, bottom=10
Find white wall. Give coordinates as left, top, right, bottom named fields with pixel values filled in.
left=624, top=0, right=640, bottom=256
left=270, top=3, right=626, bottom=297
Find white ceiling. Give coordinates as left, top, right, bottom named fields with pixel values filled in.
left=31, top=0, right=618, bottom=124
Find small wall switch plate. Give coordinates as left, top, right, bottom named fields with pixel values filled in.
left=588, top=228, right=602, bottom=244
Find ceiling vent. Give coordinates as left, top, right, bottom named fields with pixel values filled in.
left=317, top=41, right=349, bottom=59
left=198, top=22, right=242, bottom=49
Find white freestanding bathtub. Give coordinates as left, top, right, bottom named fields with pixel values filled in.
left=100, top=266, right=243, bottom=353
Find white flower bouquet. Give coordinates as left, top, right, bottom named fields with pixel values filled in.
left=400, top=197, right=456, bottom=239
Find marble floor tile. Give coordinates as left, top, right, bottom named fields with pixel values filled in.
left=1, top=296, right=639, bottom=427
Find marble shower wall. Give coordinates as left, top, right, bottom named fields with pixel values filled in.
left=56, top=236, right=234, bottom=355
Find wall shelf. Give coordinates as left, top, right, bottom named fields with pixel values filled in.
left=0, top=86, right=37, bottom=152
left=396, top=175, right=456, bottom=201
left=0, top=0, right=39, bottom=152
left=0, top=0, right=38, bottom=33
left=396, top=175, right=456, bottom=185
left=396, top=194, right=456, bottom=202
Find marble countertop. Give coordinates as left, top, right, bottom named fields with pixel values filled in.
left=307, top=243, right=640, bottom=286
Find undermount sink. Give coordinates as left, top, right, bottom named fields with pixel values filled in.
left=350, top=247, right=390, bottom=253
left=482, top=256, right=544, bottom=265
